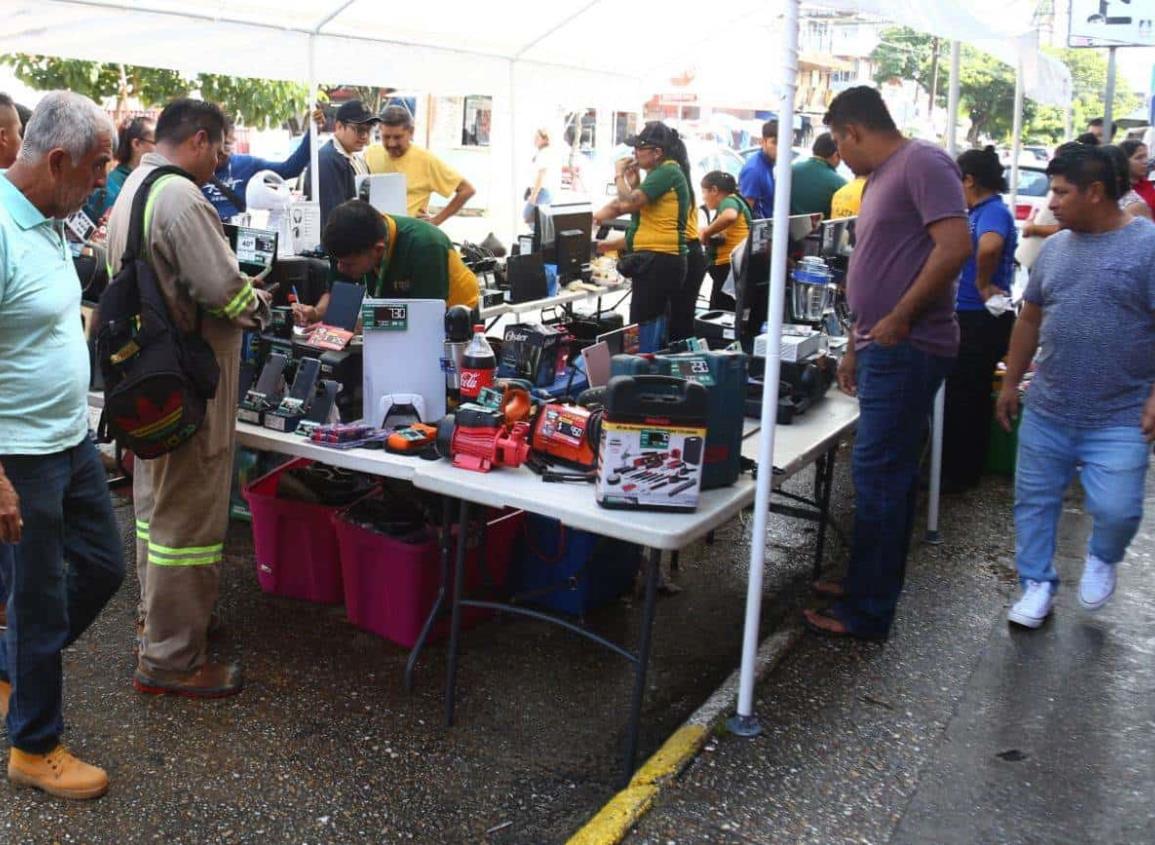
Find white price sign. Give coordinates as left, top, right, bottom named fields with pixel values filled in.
left=1069, top=0, right=1155, bottom=47
left=289, top=200, right=321, bottom=254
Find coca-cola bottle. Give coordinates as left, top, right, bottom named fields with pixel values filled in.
left=459, top=324, right=496, bottom=401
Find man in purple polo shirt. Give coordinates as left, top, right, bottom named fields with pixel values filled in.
left=804, top=87, right=971, bottom=640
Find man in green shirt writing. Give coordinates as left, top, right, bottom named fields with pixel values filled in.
left=291, top=199, right=479, bottom=324
left=790, top=132, right=847, bottom=218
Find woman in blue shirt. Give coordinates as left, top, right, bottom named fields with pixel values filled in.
left=943, top=146, right=1018, bottom=492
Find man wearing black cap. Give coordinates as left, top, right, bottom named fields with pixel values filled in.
left=308, top=100, right=379, bottom=228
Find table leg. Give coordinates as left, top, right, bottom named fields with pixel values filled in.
left=622, top=546, right=661, bottom=786
left=404, top=496, right=454, bottom=692
left=444, top=498, right=472, bottom=727
left=812, top=448, right=837, bottom=581
left=669, top=550, right=679, bottom=576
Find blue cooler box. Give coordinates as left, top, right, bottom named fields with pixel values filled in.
left=511, top=515, right=641, bottom=616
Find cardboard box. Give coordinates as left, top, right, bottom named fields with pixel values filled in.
left=497, top=323, right=564, bottom=387
left=753, top=326, right=822, bottom=362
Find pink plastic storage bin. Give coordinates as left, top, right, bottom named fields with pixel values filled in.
left=335, top=506, right=523, bottom=648
left=243, top=458, right=351, bottom=604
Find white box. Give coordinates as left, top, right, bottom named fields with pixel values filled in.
left=753, top=327, right=821, bottom=362
left=361, top=298, right=446, bottom=426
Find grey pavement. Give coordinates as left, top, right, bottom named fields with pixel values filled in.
left=630, top=467, right=1155, bottom=844
left=0, top=448, right=851, bottom=845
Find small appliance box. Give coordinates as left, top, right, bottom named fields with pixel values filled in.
left=596, top=375, right=709, bottom=512
left=753, top=326, right=822, bottom=362
left=497, top=322, right=563, bottom=387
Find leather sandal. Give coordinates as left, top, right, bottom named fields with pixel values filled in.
left=802, top=607, right=888, bottom=642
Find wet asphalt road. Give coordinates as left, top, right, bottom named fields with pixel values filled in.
left=630, top=468, right=1155, bottom=843
left=0, top=446, right=854, bottom=845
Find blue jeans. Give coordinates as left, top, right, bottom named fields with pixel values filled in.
left=1014, top=407, right=1149, bottom=587
left=839, top=342, right=953, bottom=637
left=522, top=187, right=552, bottom=225
left=0, top=438, right=125, bottom=753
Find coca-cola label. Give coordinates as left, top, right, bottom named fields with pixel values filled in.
left=460, top=368, right=494, bottom=398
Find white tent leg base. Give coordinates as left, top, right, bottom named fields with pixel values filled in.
left=924, top=529, right=943, bottom=545
left=726, top=714, right=763, bottom=738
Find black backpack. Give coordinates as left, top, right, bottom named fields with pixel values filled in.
left=95, top=165, right=221, bottom=459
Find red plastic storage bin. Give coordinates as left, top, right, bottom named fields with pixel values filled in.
left=335, top=506, right=523, bottom=648
left=243, top=458, right=349, bottom=604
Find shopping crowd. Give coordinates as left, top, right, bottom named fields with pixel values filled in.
left=1, top=83, right=1154, bottom=803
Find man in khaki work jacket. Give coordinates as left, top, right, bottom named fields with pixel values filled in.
left=105, top=98, right=270, bottom=698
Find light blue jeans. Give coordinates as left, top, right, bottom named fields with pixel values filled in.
left=1014, top=407, right=1150, bottom=587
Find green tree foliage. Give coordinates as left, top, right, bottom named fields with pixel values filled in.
left=870, top=28, right=1142, bottom=146
left=871, top=28, right=939, bottom=97
left=0, top=54, right=311, bottom=128
left=333, top=86, right=395, bottom=116
left=1029, top=48, right=1141, bottom=144
left=956, top=47, right=1034, bottom=145
left=198, top=75, right=311, bottom=129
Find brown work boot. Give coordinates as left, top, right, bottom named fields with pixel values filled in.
left=8, top=746, right=109, bottom=800
left=0, top=678, right=9, bottom=721
left=132, top=661, right=243, bottom=699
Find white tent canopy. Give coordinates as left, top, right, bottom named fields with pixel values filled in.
left=3, top=0, right=778, bottom=94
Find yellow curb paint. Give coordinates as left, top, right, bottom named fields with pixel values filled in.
left=565, top=785, right=658, bottom=845
left=566, top=627, right=804, bottom=845
left=566, top=725, right=707, bottom=845
left=629, top=724, right=708, bottom=787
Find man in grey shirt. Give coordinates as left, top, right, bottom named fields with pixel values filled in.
left=997, top=144, right=1155, bottom=628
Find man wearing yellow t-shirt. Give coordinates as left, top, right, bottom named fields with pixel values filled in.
left=364, top=106, right=476, bottom=226
left=830, top=175, right=867, bottom=219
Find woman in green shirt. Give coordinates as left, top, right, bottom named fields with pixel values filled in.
left=698, top=171, right=752, bottom=310
left=593, top=121, right=691, bottom=351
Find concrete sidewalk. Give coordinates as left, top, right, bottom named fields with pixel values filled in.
left=629, top=473, right=1155, bottom=844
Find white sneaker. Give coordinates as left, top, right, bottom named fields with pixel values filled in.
left=1008, top=580, right=1055, bottom=629
left=1079, top=554, right=1116, bottom=611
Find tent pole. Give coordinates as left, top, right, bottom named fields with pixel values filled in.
left=308, top=34, right=321, bottom=224
left=510, top=61, right=521, bottom=244
left=1010, top=54, right=1024, bottom=214
left=728, top=0, right=798, bottom=739
left=945, top=42, right=960, bottom=156
left=1104, top=46, right=1117, bottom=144
left=925, top=40, right=959, bottom=546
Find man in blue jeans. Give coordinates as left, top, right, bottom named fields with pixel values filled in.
left=803, top=87, right=971, bottom=640
left=997, top=144, right=1155, bottom=628
left=0, top=91, right=126, bottom=799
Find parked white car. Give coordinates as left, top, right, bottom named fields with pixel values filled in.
left=1001, top=164, right=1050, bottom=226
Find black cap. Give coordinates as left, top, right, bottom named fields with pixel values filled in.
left=626, top=121, right=678, bottom=150
left=444, top=305, right=473, bottom=342
left=335, top=100, right=380, bottom=125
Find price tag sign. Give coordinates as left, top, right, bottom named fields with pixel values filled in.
left=361, top=302, right=409, bottom=331
left=640, top=430, right=671, bottom=449
left=65, top=210, right=96, bottom=242
left=288, top=200, right=321, bottom=254
left=670, top=356, right=716, bottom=386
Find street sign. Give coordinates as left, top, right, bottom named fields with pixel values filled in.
left=1069, top=0, right=1155, bottom=47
